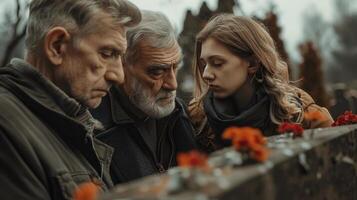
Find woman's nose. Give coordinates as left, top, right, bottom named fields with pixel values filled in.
left=202, top=66, right=214, bottom=82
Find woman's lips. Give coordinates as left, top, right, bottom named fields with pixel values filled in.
left=208, top=85, right=221, bottom=91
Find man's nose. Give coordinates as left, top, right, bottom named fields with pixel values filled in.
left=163, top=68, right=177, bottom=91
left=105, top=61, right=125, bottom=85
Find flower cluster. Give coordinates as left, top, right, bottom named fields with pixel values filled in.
left=332, top=111, right=357, bottom=127
left=222, top=127, right=269, bottom=162
left=73, top=182, right=99, bottom=200
left=177, top=150, right=208, bottom=169
left=277, top=122, right=304, bottom=138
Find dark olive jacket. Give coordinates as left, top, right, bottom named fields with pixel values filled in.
left=91, top=87, right=197, bottom=184
left=0, top=59, right=114, bottom=200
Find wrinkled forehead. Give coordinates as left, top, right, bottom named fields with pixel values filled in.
left=74, top=12, right=128, bottom=49
left=136, top=41, right=182, bottom=65
left=87, top=11, right=127, bottom=35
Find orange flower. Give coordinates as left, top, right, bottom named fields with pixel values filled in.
left=224, top=127, right=265, bottom=148
left=304, top=111, right=326, bottom=122
left=231, top=134, right=251, bottom=151
left=252, top=130, right=266, bottom=145
left=251, top=146, right=269, bottom=162
left=222, top=127, right=239, bottom=140
left=177, top=150, right=208, bottom=169
left=222, top=127, right=269, bottom=162
left=73, top=182, right=99, bottom=200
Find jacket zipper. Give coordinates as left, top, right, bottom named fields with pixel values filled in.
left=87, top=134, right=104, bottom=180
left=157, top=113, right=179, bottom=169
left=167, top=117, right=178, bottom=167
left=135, top=125, right=163, bottom=173
left=156, top=163, right=165, bottom=173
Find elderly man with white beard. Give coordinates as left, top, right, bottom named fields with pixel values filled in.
left=91, top=10, right=197, bottom=184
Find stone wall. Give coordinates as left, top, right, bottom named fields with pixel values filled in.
left=100, top=125, right=357, bottom=200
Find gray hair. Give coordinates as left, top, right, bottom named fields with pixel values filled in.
left=124, top=10, right=178, bottom=64
left=26, top=0, right=141, bottom=56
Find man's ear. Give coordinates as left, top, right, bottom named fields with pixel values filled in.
left=44, top=27, right=71, bottom=66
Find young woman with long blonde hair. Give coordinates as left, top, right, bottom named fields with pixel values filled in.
left=188, top=14, right=333, bottom=152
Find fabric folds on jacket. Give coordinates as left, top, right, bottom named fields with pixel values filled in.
left=190, top=86, right=333, bottom=153
left=91, top=86, right=197, bottom=184
left=0, top=59, right=114, bottom=200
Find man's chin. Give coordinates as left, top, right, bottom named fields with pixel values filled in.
left=157, top=102, right=175, bottom=117
left=84, top=98, right=102, bottom=109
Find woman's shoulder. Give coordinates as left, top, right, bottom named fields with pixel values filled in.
left=292, top=87, right=334, bottom=128
left=292, top=87, right=315, bottom=105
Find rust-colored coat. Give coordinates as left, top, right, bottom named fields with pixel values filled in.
left=296, top=88, right=333, bottom=128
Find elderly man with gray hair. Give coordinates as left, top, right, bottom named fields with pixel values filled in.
left=91, top=10, right=197, bottom=184
left=0, top=0, right=140, bottom=199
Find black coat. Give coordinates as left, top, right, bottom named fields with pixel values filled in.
left=91, top=87, right=197, bottom=184
left=0, top=59, right=114, bottom=200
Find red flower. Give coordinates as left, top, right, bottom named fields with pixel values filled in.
left=332, top=111, right=357, bottom=126
left=177, top=150, right=208, bottom=169
left=277, top=122, right=304, bottom=137
left=222, top=127, right=269, bottom=162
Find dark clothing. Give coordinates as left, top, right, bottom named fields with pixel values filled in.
left=0, top=59, right=114, bottom=200
left=205, top=89, right=272, bottom=135
left=189, top=87, right=333, bottom=153
left=201, top=88, right=273, bottom=151
left=91, top=87, right=196, bottom=184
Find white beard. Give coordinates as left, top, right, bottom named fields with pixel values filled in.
left=128, top=77, right=176, bottom=118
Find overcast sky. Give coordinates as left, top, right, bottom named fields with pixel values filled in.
left=128, top=0, right=335, bottom=61
left=0, top=0, right=335, bottom=60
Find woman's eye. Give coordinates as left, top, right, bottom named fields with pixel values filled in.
left=213, top=63, right=222, bottom=67
left=212, top=60, right=224, bottom=67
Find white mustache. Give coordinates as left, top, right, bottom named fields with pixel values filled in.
left=156, top=90, right=176, bottom=100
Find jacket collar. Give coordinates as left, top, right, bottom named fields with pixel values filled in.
left=2, top=59, right=83, bottom=116
left=0, top=59, right=98, bottom=141
left=0, top=59, right=114, bottom=182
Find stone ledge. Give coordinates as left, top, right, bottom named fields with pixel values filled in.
left=100, top=125, right=357, bottom=200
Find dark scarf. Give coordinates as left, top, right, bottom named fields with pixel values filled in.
left=203, top=87, right=274, bottom=140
